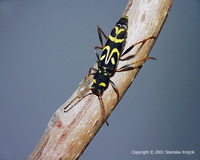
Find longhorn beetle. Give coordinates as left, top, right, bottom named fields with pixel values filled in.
left=64, top=16, right=156, bottom=126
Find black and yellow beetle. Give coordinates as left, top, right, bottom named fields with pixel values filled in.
left=64, top=16, right=156, bottom=125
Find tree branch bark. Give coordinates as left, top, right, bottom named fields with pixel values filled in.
left=28, top=0, right=173, bottom=159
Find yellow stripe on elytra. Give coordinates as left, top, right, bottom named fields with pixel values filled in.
left=102, top=47, right=119, bottom=65
left=115, top=28, right=125, bottom=43
left=110, top=48, right=120, bottom=60
left=103, top=45, right=110, bottom=64
left=109, top=35, right=115, bottom=42
left=111, top=57, right=115, bottom=65
left=109, top=27, right=118, bottom=42
left=114, top=38, right=124, bottom=43
left=109, top=27, right=125, bottom=43
left=100, top=54, right=106, bottom=61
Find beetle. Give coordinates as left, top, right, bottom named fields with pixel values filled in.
left=64, top=16, right=156, bottom=126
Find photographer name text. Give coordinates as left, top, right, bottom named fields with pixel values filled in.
left=131, top=150, right=195, bottom=155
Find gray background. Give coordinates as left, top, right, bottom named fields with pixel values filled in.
left=0, top=0, right=200, bottom=160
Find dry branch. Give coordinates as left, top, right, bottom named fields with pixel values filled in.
left=28, top=0, right=173, bottom=159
